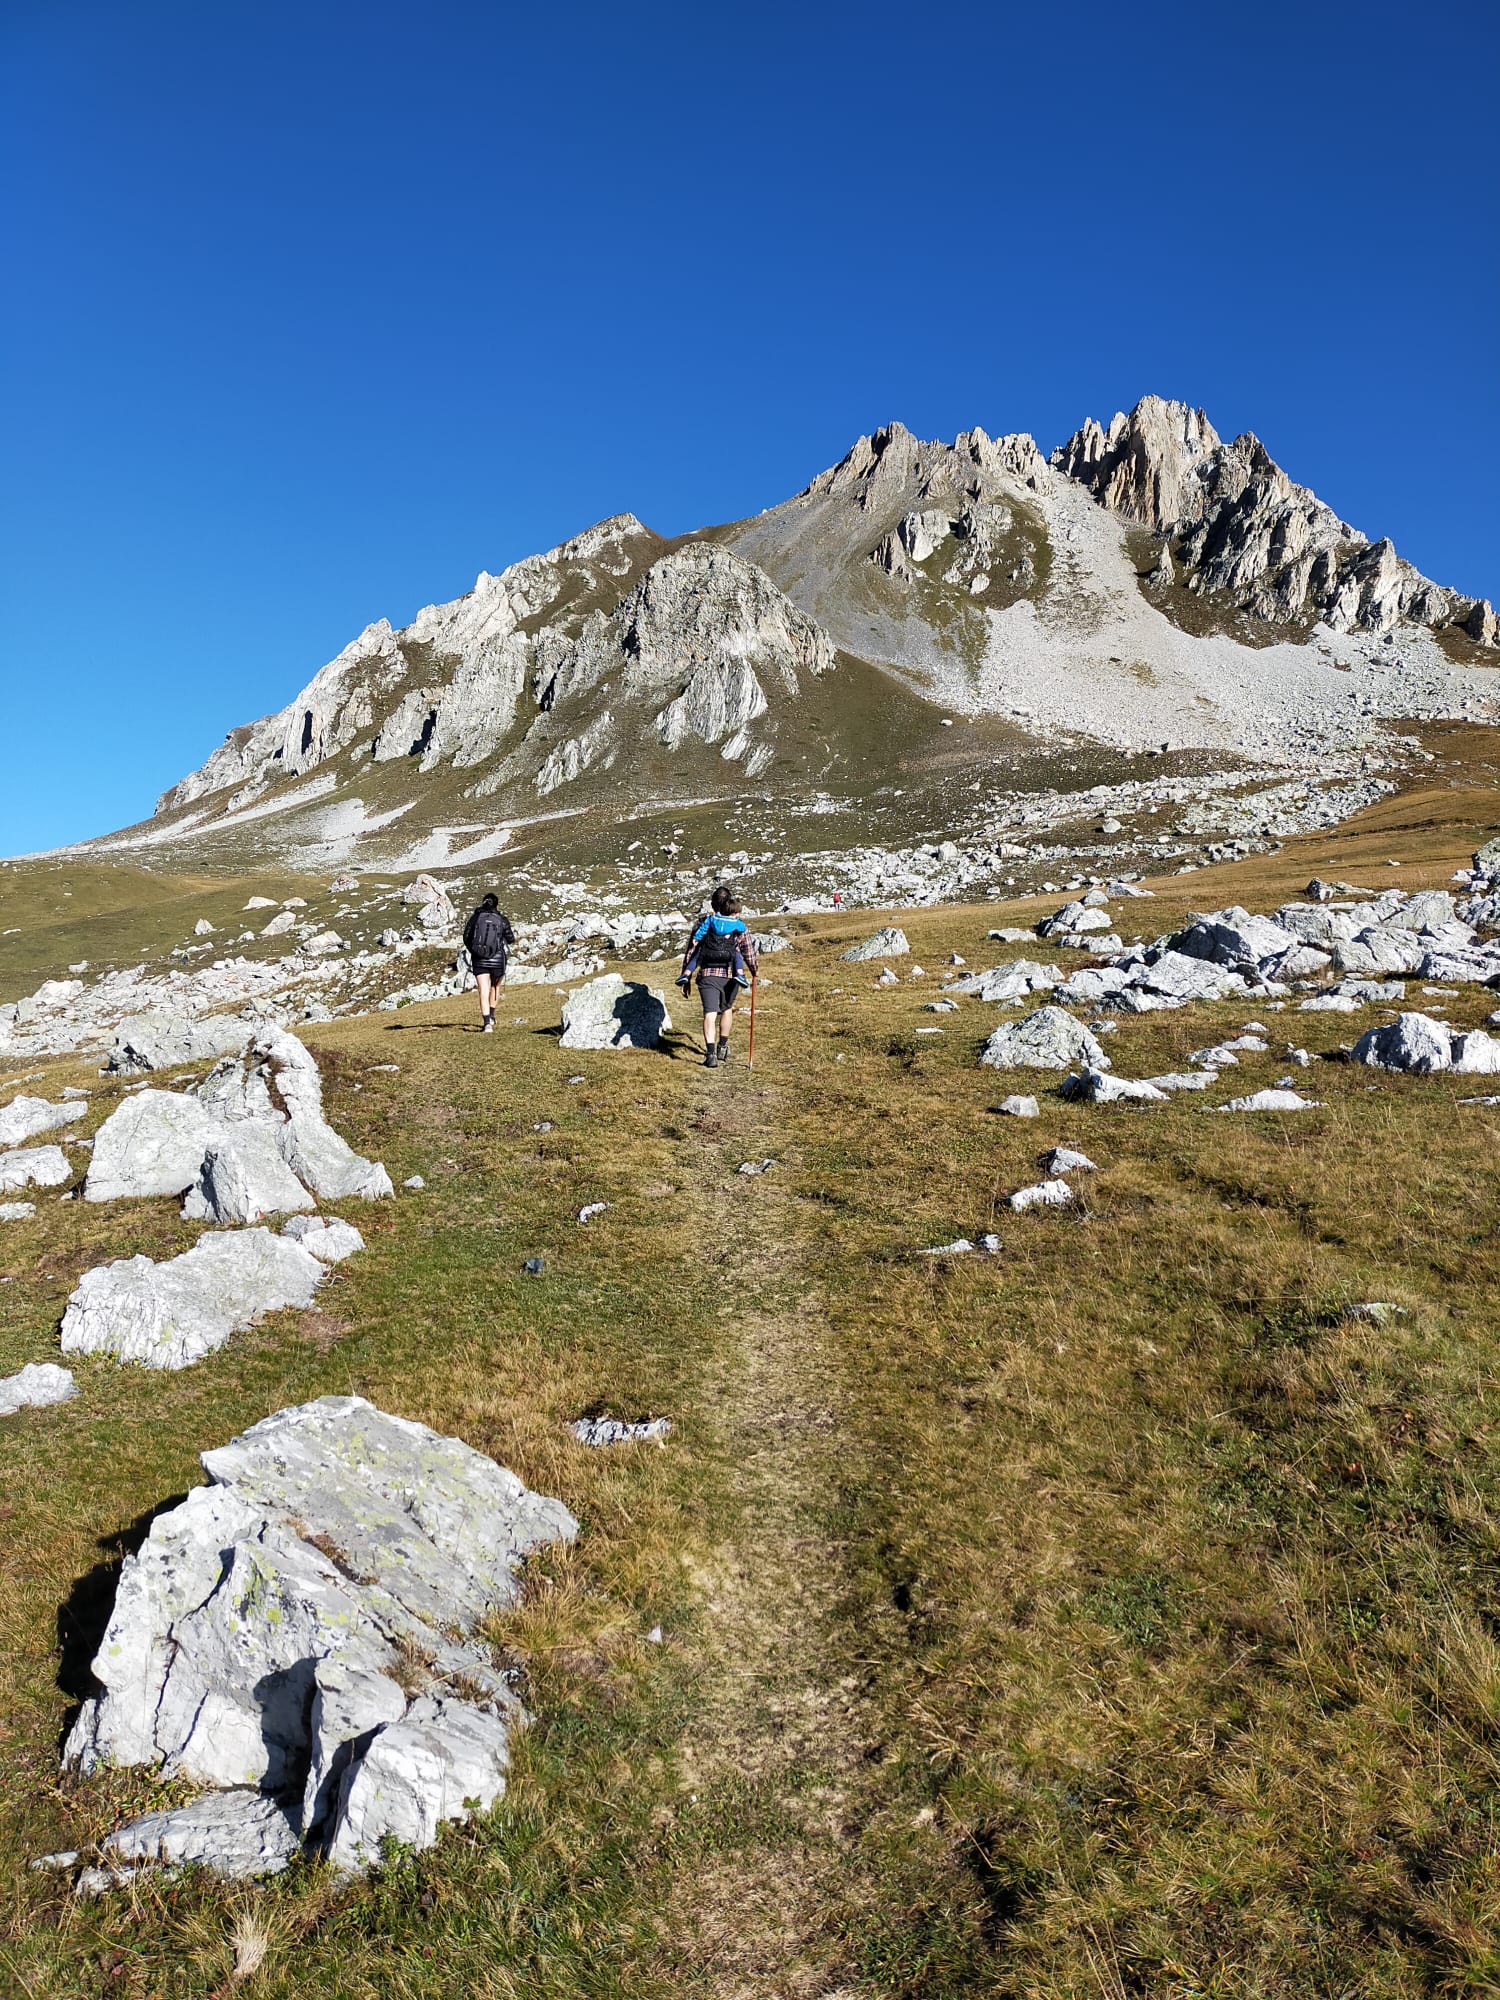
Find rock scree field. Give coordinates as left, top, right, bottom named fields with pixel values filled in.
left=4, top=737, right=1500, bottom=1994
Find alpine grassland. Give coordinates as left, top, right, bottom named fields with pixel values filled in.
left=3, top=742, right=1500, bottom=1995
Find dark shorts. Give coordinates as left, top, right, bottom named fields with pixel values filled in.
left=697, top=972, right=742, bottom=1015
left=472, top=961, right=506, bottom=977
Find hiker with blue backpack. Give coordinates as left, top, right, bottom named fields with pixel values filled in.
left=679, top=885, right=757, bottom=1068
left=462, top=892, right=515, bottom=1034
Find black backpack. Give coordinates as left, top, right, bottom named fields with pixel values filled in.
left=469, top=910, right=509, bottom=963
left=697, top=922, right=740, bottom=971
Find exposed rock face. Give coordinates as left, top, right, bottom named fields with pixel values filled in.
left=64, top=1397, right=577, bottom=1878
left=60, top=1228, right=331, bottom=1370
left=91, top=1792, right=303, bottom=1887
left=1352, top=1012, right=1500, bottom=1074
left=1055, top=395, right=1497, bottom=645
left=559, top=974, right=671, bottom=1051
left=158, top=528, right=836, bottom=820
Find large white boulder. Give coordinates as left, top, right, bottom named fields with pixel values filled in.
left=980, top=1006, right=1106, bottom=1071
left=1351, top=1012, right=1455, bottom=1073
left=559, top=974, right=671, bottom=1051
left=63, top=1397, right=577, bottom=1878
left=0, top=1145, right=71, bottom=1193
left=841, top=927, right=909, bottom=962
left=85, top=1092, right=219, bottom=1202
left=198, top=1029, right=393, bottom=1202
left=0, top=1095, right=87, bottom=1147
left=60, top=1228, right=330, bottom=1370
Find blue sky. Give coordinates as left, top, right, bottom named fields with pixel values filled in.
left=3, top=0, right=1496, bottom=855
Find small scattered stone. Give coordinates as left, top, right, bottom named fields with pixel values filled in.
left=1009, top=1179, right=1075, bottom=1213
left=569, top=1416, right=671, bottom=1447
left=0, top=1362, right=78, bottom=1416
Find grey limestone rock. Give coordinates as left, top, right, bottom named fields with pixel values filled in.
left=325, top=1693, right=514, bottom=1873
left=106, top=1013, right=253, bottom=1074
left=1009, top=1179, right=1075, bottom=1212
left=995, top=1094, right=1039, bottom=1117
left=559, top=973, right=671, bottom=1051
left=570, top=1415, right=672, bottom=1446
left=1061, top=1068, right=1169, bottom=1104
left=182, top=1124, right=317, bottom=1224
left=1351, top=1012, right=1457, bottom=1073
left=1043, top=1147, right=1097, bottom=1173
left=282, top=1214, right=366, bottom=1262
left=0, top=1095, right=87, bottom=1147
left=1218, top=1089, right=1322, bottom=1111
left=98, top=1791, right=302, bottom=1884
left=0, top=1145, right=71, bottom=1193
left=0, top=1361, right=78, bottom=1416
left=841, top=926, right=910, bottom=962
left=952, top=960, right=1062, bottom=1001
left=0, top=1199, right=37, bottom=1220
left=60, top=1228, right=330, bottom=1370
left=86, top=1092, right=220, bottom=1201
left=63, top=1397, right=577, bottom=1880
left=980, top=1005, right=1106, bottom=1071
left=1164, top=906, right=1301, bottom=974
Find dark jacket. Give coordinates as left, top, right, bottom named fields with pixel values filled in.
left=463, top=907, right=515, bottom=972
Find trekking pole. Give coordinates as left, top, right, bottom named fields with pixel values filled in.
left=746, top=975, right=758, bottom=1069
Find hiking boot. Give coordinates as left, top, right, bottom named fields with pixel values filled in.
left=717, top=1041, right=732, bottom=1065
left=703, top=1045, right=719, bottom=1067
left=483, top=1015, right=495, bottom=1034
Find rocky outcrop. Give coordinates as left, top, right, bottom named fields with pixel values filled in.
left=60, top=1226, right=333, bottom=1369
left=1054, top=395, right=1497, bottom=647
left=61, top=1397, right=578, bottom=1881
left=106, top=1012, right=256, bottom=1075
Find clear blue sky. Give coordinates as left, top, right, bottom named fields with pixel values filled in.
left=3, top=0, right=1496, bottom=855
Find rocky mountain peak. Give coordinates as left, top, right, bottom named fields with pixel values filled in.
left=1053, top=394, right=1495, bottom=648
left=1052, top=395, right=1224, bottom=530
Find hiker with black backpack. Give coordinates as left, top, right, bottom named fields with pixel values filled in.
left=678, top=885, right=757, bottom=1068
left=462, top=892, right=515, bottom=1034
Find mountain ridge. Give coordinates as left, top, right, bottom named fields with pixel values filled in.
left=55, top=395, right=1500, bottom=878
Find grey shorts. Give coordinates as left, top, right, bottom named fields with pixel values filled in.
left=697, top=972, right=742, bottom=1015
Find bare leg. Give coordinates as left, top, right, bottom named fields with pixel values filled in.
left=702, top=1009, right=720, bottom=1047
left=476, top=971, right=495, bottom=1024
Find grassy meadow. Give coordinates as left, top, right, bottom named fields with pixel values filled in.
left=0, top=742, right=1499, bottom=1994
